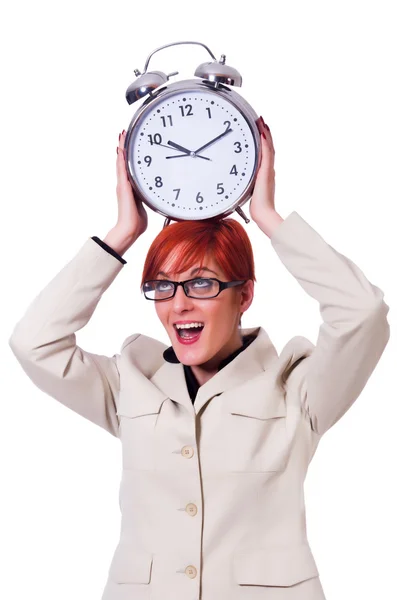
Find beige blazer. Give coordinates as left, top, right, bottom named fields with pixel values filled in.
left=9, top=211, right=390, bottom=600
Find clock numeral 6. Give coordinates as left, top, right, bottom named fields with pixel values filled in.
left=144, top=156, right=152, bottom=167
left=196, top=192, right=204, bottom=203
left=155, top=176, right=163, bottom=188
left=179, top=104, right=193, bottom=117
left=234, top=141, right=242, bottom=153
left=217, top=183, right=225, bottom=195
left=148, top=134, right=162, bottom=145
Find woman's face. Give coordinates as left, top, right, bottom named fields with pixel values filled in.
left=154, top=253, right=254, bottom=370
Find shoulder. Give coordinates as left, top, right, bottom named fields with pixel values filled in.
left=271, top=335, right=315, bottom=390
left=119, top=332, right=168, bottom=378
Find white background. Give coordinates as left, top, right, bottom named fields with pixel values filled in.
left=1, top=1, right=396, bottom=599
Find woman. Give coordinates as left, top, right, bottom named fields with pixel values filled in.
left=9, top=126, right=390, bottom=600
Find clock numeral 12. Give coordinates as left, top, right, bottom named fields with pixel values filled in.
left=179, top=104, right=193, bottom=117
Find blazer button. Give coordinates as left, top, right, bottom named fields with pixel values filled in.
left=185, top=565, right=197, bottom=578
left=181, top=445, right=194, bottom=458
left=185, top=503, right=198, bottom=516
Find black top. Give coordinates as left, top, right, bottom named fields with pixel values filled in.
left=163, top=334, right=256, bottom=402
left=91, top=235, right=256, bottom=403
left=91, top=236, right=127, bottom=264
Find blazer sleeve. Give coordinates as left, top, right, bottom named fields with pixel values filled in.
left=8, top=237, right=127, bottom=437
left=270, top=211, right=390, bottom=436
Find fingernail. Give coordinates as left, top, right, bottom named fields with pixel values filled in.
left=118, top=133, right=121, bottom=141
left=122, top=129, right=126, bottom=135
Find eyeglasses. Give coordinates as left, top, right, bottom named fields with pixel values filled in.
left=142, top=277, right=247, bottom=301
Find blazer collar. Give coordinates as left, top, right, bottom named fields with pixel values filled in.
left=150, top=326, right=279, bottom=415
left=163, top=331, right=256, bottom=367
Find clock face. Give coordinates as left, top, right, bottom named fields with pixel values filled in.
left=127, top=88, right=258, bottom=220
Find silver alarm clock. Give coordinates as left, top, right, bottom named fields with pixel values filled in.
left=124, top=41, right=264, bottom=227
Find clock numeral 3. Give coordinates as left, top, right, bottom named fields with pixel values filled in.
left=217, top=183, right=225, bottom=195
left=179, top=104, right=193, bottom=117
left=234, top=142, right=242, bottom=153
left=155, top=176, right=163, bottom=188
left=196, top=192, right=204, bottom=203
left=230, top=164, right=238, bottom=175
left=144, top=156, right=152, bottom=167
left=160, top=115, right=173, bottom=127
left=148, top=134, right=162, bottom=145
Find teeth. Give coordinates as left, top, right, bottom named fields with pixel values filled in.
left=175, top=322, right=204, bottom=329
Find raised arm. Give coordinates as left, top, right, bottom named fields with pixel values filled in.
left=8, top=130, right=148, bottom=437
left=270, top=211, right=390, bottom=436
left=8, top=231, right=135, bottom=437
left=249, top=124, right=390, bottom=436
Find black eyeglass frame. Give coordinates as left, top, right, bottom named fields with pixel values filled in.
left=142, top=277, right=248, bottom=301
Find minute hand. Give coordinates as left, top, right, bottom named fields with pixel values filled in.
left=193, top=128, right=233, bottom=154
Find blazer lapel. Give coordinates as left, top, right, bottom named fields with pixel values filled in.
left=193, top=326, right=278, bottom=414
left=150, top=326, right=279, bottom=415
left=150, top=360, right=193, bottom=411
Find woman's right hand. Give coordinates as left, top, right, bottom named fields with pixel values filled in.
left=115, top=130, right=148, bottom=241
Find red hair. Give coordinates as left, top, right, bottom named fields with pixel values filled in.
left=140, top=217, right=256, bottom=289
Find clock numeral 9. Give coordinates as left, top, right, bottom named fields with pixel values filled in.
left=179, top=104, right=193, bottom=117
left=155, top=176, right=163, bottom=188
left=196, top=192, right=204, bottom=204
left=148, top=134, right=162, bottom=145
left=160, top=115, right=173, bottom=127
left=234, top=142, right=242, bottom=153
left=144, top=156, right=152, bottom=167
left=217, top=183, right=225, bottom=195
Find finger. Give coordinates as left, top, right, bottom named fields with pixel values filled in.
left=119, top=129, right=126, bottom=150
left=256, top=136, right=274, bottom=179
left=116, top=136, right=128, bottom=182
left=260, top=132, right=275, bottom=165
left=263, top=125, right=275, bottom=154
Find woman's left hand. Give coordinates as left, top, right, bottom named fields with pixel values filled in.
left=249, top=124, right=276, bottom=225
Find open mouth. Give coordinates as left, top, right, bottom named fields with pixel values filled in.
left=174, top=324, right=205, bottom=343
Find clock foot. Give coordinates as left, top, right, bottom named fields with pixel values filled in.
left=235, top=206, right=250, bottom=224
left=163, top=217, right=172, bottom=229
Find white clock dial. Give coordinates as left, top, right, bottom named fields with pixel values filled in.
left=128, top=88, right=257, bottom=220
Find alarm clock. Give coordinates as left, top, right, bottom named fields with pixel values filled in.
left=123, top=41, right=266, bottom=226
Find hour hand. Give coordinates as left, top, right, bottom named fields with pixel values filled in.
left=167, top=140, right=192, bottom=155
left=166, top=140, right=212, bottom=160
